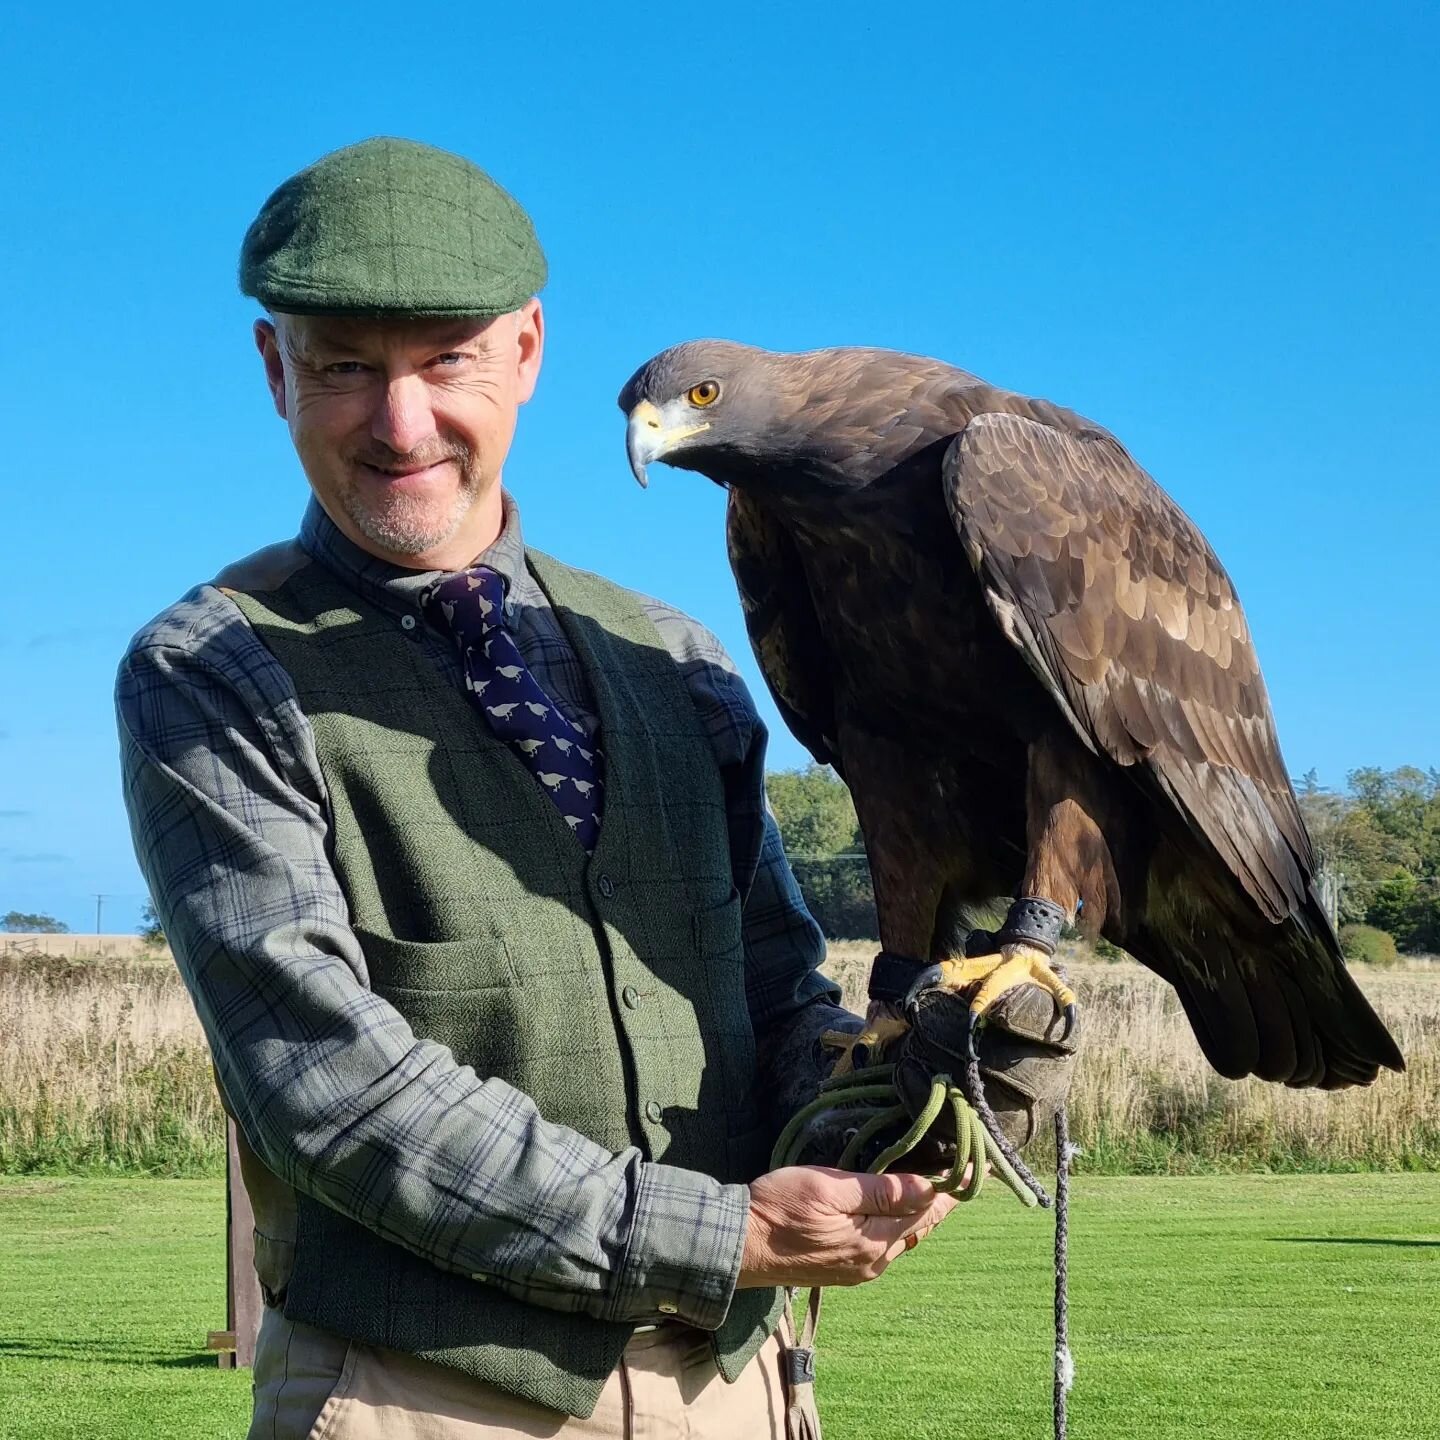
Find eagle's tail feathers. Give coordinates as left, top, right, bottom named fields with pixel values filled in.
left=1125, top=910, right=1402, bottom=1090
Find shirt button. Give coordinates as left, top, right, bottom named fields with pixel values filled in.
left=597, top=874, right=616, bottom=899
left=400, top=614, right=417, bottom=631
left=622, top=985, right=640, bottom=1010
left=644, top=1100, right=663, bottom=1124
left=658, top=1302, right=678, bottom=1315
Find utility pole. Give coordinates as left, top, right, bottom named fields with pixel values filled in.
left=94, top=893, right=109, bottom=935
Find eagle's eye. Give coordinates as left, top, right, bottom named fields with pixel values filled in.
left=687, top=381, right=720, bottom=408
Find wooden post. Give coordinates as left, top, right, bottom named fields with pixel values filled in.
left=214, top=1118, right=264, bottom=1368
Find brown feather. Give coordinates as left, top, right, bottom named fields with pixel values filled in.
left=944, top=413, right=1315, bottom=919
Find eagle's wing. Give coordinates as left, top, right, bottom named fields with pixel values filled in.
left=725, top=488, right=841, bottom=771
left=944, top=412, right=1312, bottom=923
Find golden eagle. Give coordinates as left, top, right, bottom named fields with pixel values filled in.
left=620, top=343, right=1402, bottom=1090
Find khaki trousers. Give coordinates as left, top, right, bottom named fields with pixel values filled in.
left=249, top=1308, right=789, bottom=1440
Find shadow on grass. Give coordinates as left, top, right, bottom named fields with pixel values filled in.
left=0, top=1338, right=216, bottom=1368
left=1272, top=1236, right=1440, bottom=1248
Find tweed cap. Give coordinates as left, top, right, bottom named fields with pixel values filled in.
left=239, top=137, right=547, bottom=317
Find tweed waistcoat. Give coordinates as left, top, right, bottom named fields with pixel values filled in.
left=221, top=545, right=781, bottom=1418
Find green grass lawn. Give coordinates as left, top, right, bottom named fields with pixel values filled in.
left=0, top=1179, right=249, bottom=1439
left=1, top=1175, right=1436, bottom=1439
left=821, top=1172, right=1440, bottom=1440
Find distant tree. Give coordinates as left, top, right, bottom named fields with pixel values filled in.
left=787, top=857, right=879, bottom=940
left=1368, top=869, right=1440, bottom=955
left=1330, top=807, right=1416, bottom=922
left=1297, top=765, right=1439, bottom=954
left=766, top=765, right=877, bottom=939
left=1349, top=766, right=1438, bottom=839
left=766, top=765, right=861, bottom=858
left=1297, top=771, right=1421, bottom=924
left=1, top=910, right=68, bottom=934
left=138, top=899, right=166, bottom=947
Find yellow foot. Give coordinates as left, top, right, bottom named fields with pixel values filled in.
left=917, top=943, right=1077, bottom=1038
left=824, top=1012, right=911, bottom=1075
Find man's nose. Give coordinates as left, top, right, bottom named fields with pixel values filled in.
left=371, top=374, right=438, bottom=455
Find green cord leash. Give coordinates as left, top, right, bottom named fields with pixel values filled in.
left=770, top=1063, right=1076, bottom=1439
left=771, top=1064, right=1040, bottom=1204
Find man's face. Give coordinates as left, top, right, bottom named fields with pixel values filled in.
left=255, top=302, right=544, bottom=567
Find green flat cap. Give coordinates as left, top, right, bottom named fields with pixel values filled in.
left=239, top=137, right=547, bottom=317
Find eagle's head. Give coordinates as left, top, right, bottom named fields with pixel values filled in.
left=619, top=339, right=964, bottom=496
left=618, top=340, right=807, bottom=490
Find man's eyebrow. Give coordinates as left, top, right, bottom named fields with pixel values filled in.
left=278, top=322, right=343, bottom=363
left=296, top=330, right=368, bottom=357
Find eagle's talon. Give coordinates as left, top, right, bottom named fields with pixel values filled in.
left=903, top=962, right=948, bottom=1014
left=894, top=943, right=1080, bottom=1050
left=1060, top=1001, right=1078, bottom=1043
left=826, top=1014, right=911, bottom=1075
left=961, top=1007, right=984, bottom=1064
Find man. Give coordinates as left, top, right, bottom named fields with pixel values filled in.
left=117, top=137, right=962, bottom=1439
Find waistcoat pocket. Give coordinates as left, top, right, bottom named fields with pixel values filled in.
left=354, top=929, right=529, bottom=1080
left=355, top=928, right=521, bottom=992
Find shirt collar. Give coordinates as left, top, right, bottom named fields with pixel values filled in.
left=299, top=489, right=529, bottom=621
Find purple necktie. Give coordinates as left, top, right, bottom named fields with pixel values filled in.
left=422, top=567, right=605, bottom=851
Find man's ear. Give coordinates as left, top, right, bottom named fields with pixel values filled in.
left=514, top=298, right=544, bottom=406
left=254, top=318, right=288, bottom=420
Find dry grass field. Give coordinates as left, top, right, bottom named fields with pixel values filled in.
left=0, top=934, right=173, bottom=961
left=1, top=944, right=1436, bottom=1175
left=0, top=954, right=221, bottom=1174
left=826, top=940, right=1440, bottom=1171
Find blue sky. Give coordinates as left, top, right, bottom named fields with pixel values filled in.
left=2, top=2, right=1436, bottom=933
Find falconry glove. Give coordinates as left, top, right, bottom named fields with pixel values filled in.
left=892, top=981, right=1079, bottom=1156
left=763, top=981, right=1076, bottom=1171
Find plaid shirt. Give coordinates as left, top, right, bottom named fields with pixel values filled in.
left=117, top=492, right=847, bottom=1333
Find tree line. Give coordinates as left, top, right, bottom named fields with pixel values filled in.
left=1, top=911, right=69, bottom=934
left=767, top=762, right=1440, bottom=956
left=1297, top=766, right=1440, bottom=958
left=765, top=765, right=878, bottom=939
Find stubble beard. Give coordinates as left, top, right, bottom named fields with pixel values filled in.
left=339, top=447, right=487, bottom=558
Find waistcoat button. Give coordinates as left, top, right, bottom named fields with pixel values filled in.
left=597, top=874, right=616, bottom=899
left=644, top=1100, right=663, bottom=1124
left=400, top=613, right=417, bottom=631
left=622, top=985, right=640, bottom=1009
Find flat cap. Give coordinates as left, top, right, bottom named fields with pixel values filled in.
left=239, top=137, right=547, bottom=317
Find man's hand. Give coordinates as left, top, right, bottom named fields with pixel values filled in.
left=737, top=1166, right=956, bottom=1289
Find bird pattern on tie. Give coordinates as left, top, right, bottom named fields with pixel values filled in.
left=422, top=566, right=604, bottom=851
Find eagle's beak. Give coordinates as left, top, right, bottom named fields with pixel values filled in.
left=625, top=399, right=712, bottom=489
left=625, top=400, right=665, bottom=489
